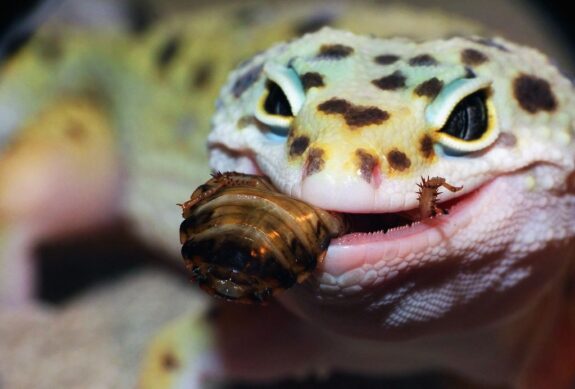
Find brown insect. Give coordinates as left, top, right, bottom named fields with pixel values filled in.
left=179, top=172, right=346, bottom=303
left=416, top=176, right=463, bottom=219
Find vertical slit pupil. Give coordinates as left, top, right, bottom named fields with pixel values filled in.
left=264, top=81, right=293, bottom=116
left=441, top=90, right=487, bottom=141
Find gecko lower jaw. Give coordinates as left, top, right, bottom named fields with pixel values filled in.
left=334, top=189, right=473, bottom=242
left=320, top=183, right=486, bottom=276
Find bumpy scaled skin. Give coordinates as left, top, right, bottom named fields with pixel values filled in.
left=1, top=1, right=574, bottom=388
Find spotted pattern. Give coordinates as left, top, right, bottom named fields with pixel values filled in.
left=372, top=71, right=407, bottom=91
left=317, top=44, right=354, bottom=59
left=465, top=67, right=477, bottom=79
left=419, top=134, right=435, bottom=159
left=461, top=48, right=489, bottom=66
left=387, top=149, right=411, bottom=171
left=289, top=136, right=310, bottom=156
left=156, top=34, right=182, bottom=69
left=409, top=54, right=438, bottom=66
left=374, top=54, right=400, bottom=65
left=37, top=37, right=62, bottom=61
left=232, top=64, right=263, bottom=97
left=191, top=61, right=213, bottom=89
left=305, top=148, right=326, bottom=176
left=513, top=74, right=557, bottom=113
left=317, top=98, right=389, bottom=127
left=127, top=0, right=158, bottom=34
left=300, top=72, right=325, bottom=91
left=65, top=120, right=87, bottom=142
left=161, top=353, right=180, bottom=371
left=355, top=149, right=378, bottom=183
left=414, top=78, right=444, bottom=99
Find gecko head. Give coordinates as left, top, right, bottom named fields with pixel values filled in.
left=210, top=28, right=572, bottom=213
left=209, top=28, right=575, bottom=339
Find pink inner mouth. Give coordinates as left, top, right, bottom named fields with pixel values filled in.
left=331, top=188, right=478, bottom=246
left=317, top=184, right=487, bottom=277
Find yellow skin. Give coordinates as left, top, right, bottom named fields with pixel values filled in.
left=1, top=2, right=574, bottom=388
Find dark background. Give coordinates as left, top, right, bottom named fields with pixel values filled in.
left=0, top=1, right=573, bottom=58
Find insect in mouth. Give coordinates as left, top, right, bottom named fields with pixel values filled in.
left=416, top=176, right=463, bottom=219
left=179, top=172, right=346, bottom=303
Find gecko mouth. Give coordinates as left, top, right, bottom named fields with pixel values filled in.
left=315, top=182, right=490, bottom=277
left=331, top=189, right=475, bottom=245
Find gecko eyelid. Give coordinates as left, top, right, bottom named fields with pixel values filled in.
left=255, top=63, right=305, bottom=136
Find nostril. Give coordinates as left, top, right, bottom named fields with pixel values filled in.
left=355, top=149, right=380, bottom=187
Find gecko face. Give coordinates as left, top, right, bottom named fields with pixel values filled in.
left=210, top=28, right=575, bottom=338
left=211, top=28, right=572, bottom=212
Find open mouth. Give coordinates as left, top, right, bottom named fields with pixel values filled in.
left=318, top=183, right=489, bottom=276
left=332, top=189, right=473, bottom=245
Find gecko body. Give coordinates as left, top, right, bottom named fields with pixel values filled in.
left=0, top=2, right=574, bottom=388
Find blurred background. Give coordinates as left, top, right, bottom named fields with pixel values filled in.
left=1, top=0, right=573, bottom=307
left=0, top=1, right=573, bottom=388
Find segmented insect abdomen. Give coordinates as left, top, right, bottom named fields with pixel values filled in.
left=179, top=172, right=345, bottom=303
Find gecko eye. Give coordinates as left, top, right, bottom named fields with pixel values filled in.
left=255, top=63, right=305, bottom=136
left=263, top=81, right=293, bottom=117
left=426, top=77, right=499, bottom=154
left=439, top=91, right=487, bottom=141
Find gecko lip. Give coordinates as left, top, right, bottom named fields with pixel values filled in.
left=335, top=193, right=466, bottom=238
left=321, top=183, right=488, bottom=275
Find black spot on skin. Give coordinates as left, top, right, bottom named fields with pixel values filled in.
left=232, top=64, right=263, bottom=98
left=345, top=107, right=390, bottom=127
left=127, top=0, right=158, bottom=34
left=374, top=54, right=400, bottom=65
left=156, top=34, right=182, bottom=69
left=419, top=135, right=435, bottom=159
left=305, top=148, right=325, bottom=176
left=472, top=38, right=509, bottom=52
left=408, top=54, right=438, bottom=67
left=372, top=71, right=407, bottom=91
left=300, top=72, right=325, bottom=91
left=191, top=61, right=213, bottom=89
left=65, top=120, right=87, bottom=142
left=387, top=149, right=411, bottom=171
left=294, top=13, right=336, bottom=35
left=317, top=44, right=354, bottom=59
left=317, top=98, right=390, bottom=128
left=513, top=74, right=557, bottom=113
left=161, top=353, right=180, bottom=371
left=234, top=5, right=260, bottom=25
left=465, top=67, right=477, bottom=79
left=461, top=48, right=489, bottom=66
left=37, top=36, right=62, bottom=61
left=414, top=78, right=444, bottom=99
left=355, top=149, right=378, bottom=183
left=289, top=136, right=310, bottom=157
left=317, top=98, right=350, bottom=114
